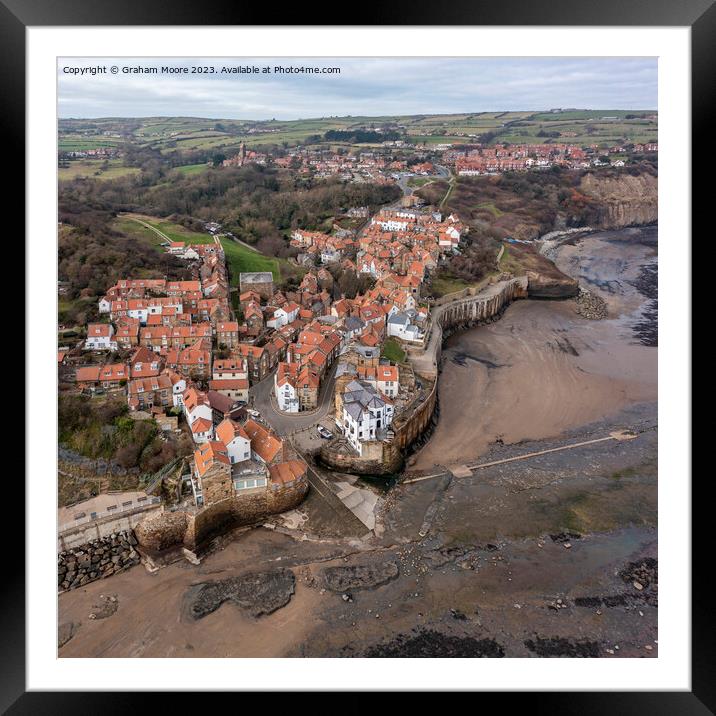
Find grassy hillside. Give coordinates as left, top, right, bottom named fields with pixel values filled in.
left=59, top=110, right=658, bottom=154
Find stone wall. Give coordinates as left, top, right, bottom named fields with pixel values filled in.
left=320, top=439, right=403, bottom=476
left=412, top=276, right=529, bottom=380
left=188, top=478, right=309, bottom=550
left=134, top=510, right=190, bottom=553
left=58, top=503, right=163, bottom=551
left=319, top=281, right=530, bottom=476
left=438, top=276, right=528, bottom=333
left=58, top=530, right=140, bottom=592
left=391, top=377, right=438, bottom=451
left=134, top=476, right=309, bottom=557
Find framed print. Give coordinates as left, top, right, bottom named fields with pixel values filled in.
left=6, top=0, right=708, bottom=710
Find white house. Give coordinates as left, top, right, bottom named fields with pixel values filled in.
left=180, top=247, right=200, bottom=261
left=446, top=225, right=461, bottom=241
left=127, top=299, right=183, bottom=324
left=359, top=258, right=378, bottom=277
left=341, top=380, right=394, bottom=456
left=167, top=371, right=187, bottom=408
left=387, top=312, right=424, bottom=343
left=182, top=386, right=213, bottom=427
left=266, top=302, right=300, bottom=329
left=213, top=358, right=248, bottom=381
left=320, top=244, right=342, bottom=264
left=275, top=371, right=299, bottom=413
left=215, top=419, right=252, bottom=464
left=167, top=241, right=186, bottom=255
left=372, top=217, right=410, bottom=232
left=376, top=365, right=400, bottom=398
left=189, top=417, right=214, bottom=444
left=98, top=296, right=112, bottom=314
left=84, top=323, right=117, bottom=351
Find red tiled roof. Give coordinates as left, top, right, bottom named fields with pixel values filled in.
left=268, top=460, right=307, bottom=485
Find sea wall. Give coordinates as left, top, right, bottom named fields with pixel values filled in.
left=134, top=476, right=309, bottom=558
left=412, top=276, right=529, bottom=380
left=58, top=502, right=163, bottom=551
left=320, top=439, right=403, bottom=476
left=320, top=374, right=438, bottom=476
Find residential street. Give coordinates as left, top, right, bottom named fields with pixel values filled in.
left=249, top=361, right=339, bottom=435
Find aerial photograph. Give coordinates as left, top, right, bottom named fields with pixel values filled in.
left=56, top=57, right=658, bottom=658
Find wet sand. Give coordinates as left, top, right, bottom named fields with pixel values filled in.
left=414, top=227, right=657, bottom=470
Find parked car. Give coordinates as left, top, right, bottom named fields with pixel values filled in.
left=317, top=426, right=333, bottom=439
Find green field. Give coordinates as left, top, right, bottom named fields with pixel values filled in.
left=112, top=217, right=166, bottom=249
left=59, top=109, right=658, bottom=157
left=58, top=135, right=125, bottom=152
left=174, top=162, right=211, bottom=175
left=219, top=237, right=284, bottom=281
left=429, top=275, right=473, bottom=298
left=407, top=177, right=435, bottom=188
left=58, top=159, right=141, bottom=182
left=114, top=214, right=295, bottom=286
left=125, top=215, right=215, bottom=245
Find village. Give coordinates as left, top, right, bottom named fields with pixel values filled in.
left=218, top=139, right=657, bottom=183
left=58, top=197, right=468, bottom=534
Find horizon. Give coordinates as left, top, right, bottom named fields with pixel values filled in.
left=59, top=108, right=658, bottom=123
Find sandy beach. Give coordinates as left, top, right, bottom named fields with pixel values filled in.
left=414, top=227, right=657, bottom=470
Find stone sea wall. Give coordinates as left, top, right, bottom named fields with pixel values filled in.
left=320, top=377, right=437, bottom=476
left=134, top=476, right=309, bottom=557
left=414, top=276, right=529, bottom=380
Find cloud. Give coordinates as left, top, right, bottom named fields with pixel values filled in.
left=58, top=57, right=657, bottom=119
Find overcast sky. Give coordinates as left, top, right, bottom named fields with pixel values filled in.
left=58, top=57, right=657, bottom=120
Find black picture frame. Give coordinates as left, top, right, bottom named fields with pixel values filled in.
left=6, top=1, right=705, bottom=711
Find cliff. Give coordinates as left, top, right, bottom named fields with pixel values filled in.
left=580, top=172, right=658, bottom=228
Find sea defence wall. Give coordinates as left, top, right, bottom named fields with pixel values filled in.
left=411, top=276, right=529, bottom=380
left=58, top=500, right=163, bottom=552
left=134, top=474, right=309, bottom=559
left=58, top=530, right=141, bottom=592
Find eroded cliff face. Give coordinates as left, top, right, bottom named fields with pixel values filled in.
left=580, top=173, right=658, bottom=228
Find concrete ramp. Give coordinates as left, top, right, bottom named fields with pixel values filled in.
left=334, top=481, right=380, bottom=531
